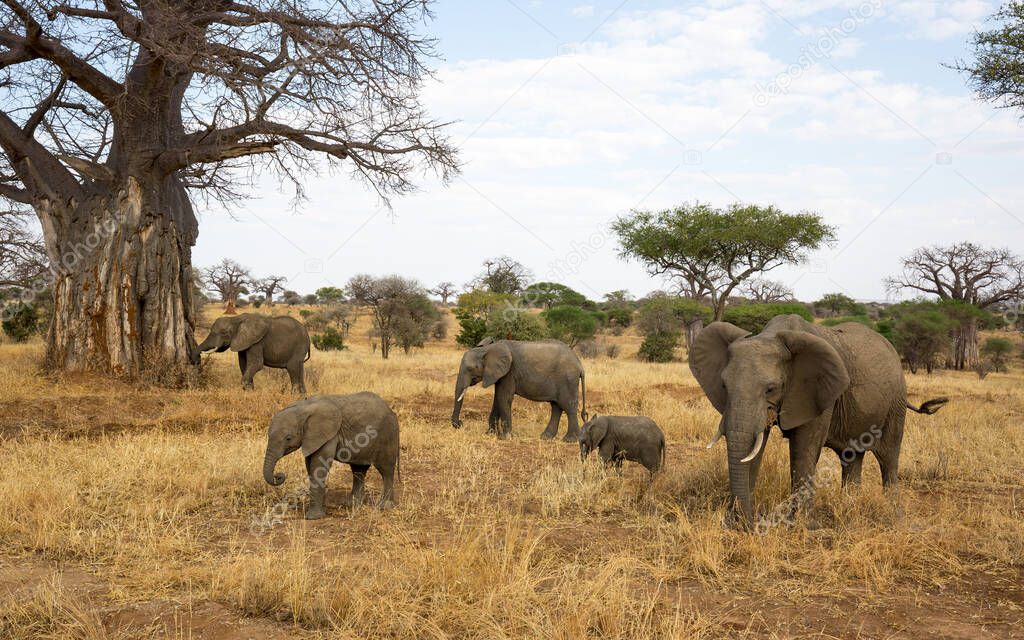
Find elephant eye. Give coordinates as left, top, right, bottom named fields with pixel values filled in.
left=766, top=383, right=779, bottom=395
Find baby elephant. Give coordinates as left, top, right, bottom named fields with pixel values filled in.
left=579, top=415, right=666, bottom=476
left=262, top=392, right=400, bottom=519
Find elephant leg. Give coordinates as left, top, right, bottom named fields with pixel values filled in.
left=539, top=402, right=562, bottom=440
left=237, top=352, right=247, bottom=376
left=349, top=464, right=370, bottom=506
left=487, top=396, right=500, bottom=434
left=840, top=450, right=865, bottom=487
left=287, top=358, right=306, bottom=395
left=375, top=462, right=396, bottom=509
left=494, top=381, right=515, bottom=439
left=562, top=395, right=581, bottom=443
left=876, top=410, right=905, bottom=490
left=787, top=420, right=828, bottom=516
left=241, top=347, right=264, bottom=390
left=304, top=448, right=334, bottom=520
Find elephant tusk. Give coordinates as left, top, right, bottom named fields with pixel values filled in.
left=706, top=430, right=723, bottom=449
left=457, top=391, right=466, bottom=402
left=741, top=431, right=765, bottom=463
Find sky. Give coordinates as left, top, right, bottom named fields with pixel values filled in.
left=193, top=0, right=1024, bottom=303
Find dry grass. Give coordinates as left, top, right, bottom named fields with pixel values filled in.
left=0, top=306, right=1022, bottom=638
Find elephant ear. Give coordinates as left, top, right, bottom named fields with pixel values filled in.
left=776, top=330, right=851, bottom=429
left=689, top=322, right=750, bottom=413
left=301, top=400, right=342, bottom=457
left=588, top=417, right=609, bottom=449
left=476, top=337, right=495, bottom=347
left=230, top=316, right=269, bottom=351
left=481, top=342, right=513, bottom=388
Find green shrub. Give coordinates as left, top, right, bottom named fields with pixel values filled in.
left=821, top=315, right=875, bottom=328
left=311, top=327, right=347, bottom=351
left=980, top=337, right=1014, bottom=372
left=453, top=290, right=515, bottom=347
left=606, top=307, right=633, bottom=328
left=638, top=332, right=678, bottom=362
left=2, top=303, right=39, bottom=342
left=722, top=303, right=812, bottom=333
left=484, top=308, right=546, bottom=341
left=636, top=297, right=711, bottom=337
left=542, top=305, right=598, bottom=346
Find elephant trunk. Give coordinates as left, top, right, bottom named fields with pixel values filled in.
left=263, top=448, right=285, bottom=486
left=451, top=372, right=469, bottom=428
left=724, top=405, right=766, bottom=528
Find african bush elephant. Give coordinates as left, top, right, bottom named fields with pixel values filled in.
left=263, top=392, right=400, bottom=519
left=451, top=338, right=587, bottom=442
left=690, top=314, right=947, bottom=528
left=197, top=313, right=310, bottom=393
left=579, top=415, right=666, bottom=476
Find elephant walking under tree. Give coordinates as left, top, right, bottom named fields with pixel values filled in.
left=263, top=392, right=400, bottom=519
left=690, top=314, right=947, bottom=528
left=197, top=313, right=311, bottom=393
left=451, top=338, right=587, bottom=442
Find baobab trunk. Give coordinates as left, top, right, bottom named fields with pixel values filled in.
left=950, top=319, right=979, bottom=370
left=40, top=177, right=199, bottom=379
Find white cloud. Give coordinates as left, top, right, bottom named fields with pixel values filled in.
left=571, top=5, right=594, bottom=18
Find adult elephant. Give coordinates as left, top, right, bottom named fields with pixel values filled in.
left=451, top=338, right=587, bottom=442
left=690, top=314, right=947, bottom=528
left=197, top=313, right=311, bottom=393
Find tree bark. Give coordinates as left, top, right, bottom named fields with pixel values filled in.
left=951, top=318, right=979, bottom=370
left=42, top=177, right=198, bottom=380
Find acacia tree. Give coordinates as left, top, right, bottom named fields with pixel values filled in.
left=468, top=256, right=532, bottom=295
left=0, top=1, right=456, bottom=376
left=886, top=242, right=1024, bottom=369
left=253, top=275, right=286, bottom=307
left=953, top=2, right=1024, bottom=116
left=347, top=273, right=426, bottom=360
left=203, top=258, right=249, bottom=314
left=614, top=203, right=835, bottom=321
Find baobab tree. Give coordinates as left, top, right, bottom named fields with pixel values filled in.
left=886, top=242, right=1024, bottom=369
left=0, top=1, right=457, bottom=377
left=253, top=275, right=287, bottom=307
left=203, top=259, right=250, bottom=314
left=430, top=281, right=456, bottom=305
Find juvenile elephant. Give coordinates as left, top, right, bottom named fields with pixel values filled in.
left=690, top=314, right=947, bottom=527
left=262, top=392, right=400, bottom=519
left=579, top=415, right=666, bottom=476
left=197, top=313, right=311, bottom=393
left=451, top=338, right=587, bottom=442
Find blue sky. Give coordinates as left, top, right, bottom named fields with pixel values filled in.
left=195, top=0, right=1023, bottom=303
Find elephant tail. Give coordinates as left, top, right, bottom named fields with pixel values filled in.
left=304, top=334, right=312, bottom=362
left=579, top=370, right=588, bottom=422
left=907, top=397, right=949, bottom=415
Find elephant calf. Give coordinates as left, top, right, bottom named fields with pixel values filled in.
left=579, top=415, right=666, bottom=476
left=263, top=392, right=400, bottom=519
left=197, top=313, right=311, bottom=393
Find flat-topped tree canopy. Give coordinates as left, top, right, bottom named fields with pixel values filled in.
left=0, top=0, right=457, bottom=379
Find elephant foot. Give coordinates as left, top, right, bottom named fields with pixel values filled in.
left=377, top=500, right=395, bottom=511
left=305, top=506, right=326, bottom=520
left=539, top=430, right=556, bottom=441
left=562, top=431, right=581, bottom=443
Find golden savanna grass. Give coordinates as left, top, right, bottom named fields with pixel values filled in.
left=0, top=305, right=1022, bottom=638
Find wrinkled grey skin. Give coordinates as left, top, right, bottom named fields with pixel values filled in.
left=690, top=314, right=948, bottom=528
left=197, top=313, right=311, bottom=393
left=579, top=415, right=666, bottom=476
left=263, top=392, right=400, bottom=520
left=451, top=338, right=587, bottom=442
